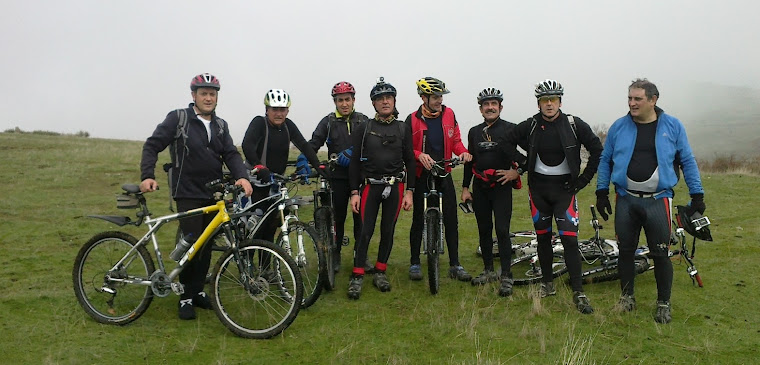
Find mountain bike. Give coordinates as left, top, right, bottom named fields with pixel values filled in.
left=311, top=155, right=339, bottom=291
left=238, top=169, right=326, bottom=308
left=73, top=181, right=303, bottom=339
left=422, top=157, right=460, bottom=295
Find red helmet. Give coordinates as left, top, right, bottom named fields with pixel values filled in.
left=331, top=81, right=356, bottom=97
left=190, top=73, right=220, bottom=91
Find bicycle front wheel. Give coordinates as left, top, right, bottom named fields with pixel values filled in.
left=211, top=239, right=303, bottom=339
left=276, top=221, right=326, bottom=308
left=72, top=231, right=155, bottom=325
left=425, top=210, right=441, bottom=295
left=511, top=252, right=567, bottom=285
left=313, top=207, right=336, bottom=291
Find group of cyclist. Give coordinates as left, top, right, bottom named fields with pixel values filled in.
left=139, top=73, right=705, bottom=324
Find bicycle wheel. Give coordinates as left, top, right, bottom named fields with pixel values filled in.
left=313, top=207, right=336, bottom=291
left=511, top=252, right=567, bottom=285
left=276, top=221, right=326, bottom=308
left=210, top=239, right=303, bottom=339
left=425, top=210, right=441, bottom=295
left=581, top=256, right=651, bottom=284
left=72, top=231, right=155, bottom=325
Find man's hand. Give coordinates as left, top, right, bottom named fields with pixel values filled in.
left=402, top=190, right=414, bottom=211
left=418, top=153, right=435, bottom=170
left=235, top=178, right=253, bottom=197
left=295, top=154, right=312, bottom=176
left=689, top=193, right=706, bottom=214
left=458, top=152, right=472, bottom=163
left=351, top=194, right=361, bottom=214
left=461, top=187, right=472, bottom=202
left=140, top=178, right=158, bottom=193
left=495, top=169, right=519, bottom=185
left=595, top=189, right=612, bottom=221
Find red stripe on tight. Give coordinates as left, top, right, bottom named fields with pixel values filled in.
left=360, top=184, right=370, bottom=222
left=353, top=267, right=365, bottom=276
left=394, top=183, right=405, bottom=220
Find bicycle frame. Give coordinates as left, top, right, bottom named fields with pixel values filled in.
left=422, top=159, right=457, bottom=256
left=90, top=184, right=243, bottom=297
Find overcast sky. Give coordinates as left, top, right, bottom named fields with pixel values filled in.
left=2, top=0, right=758, bottom=144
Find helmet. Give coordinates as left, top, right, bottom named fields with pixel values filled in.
left=370, top=77, right=397, bottom=100
left=416, top=77, right=450, bottom=95
left=675, top=205, right=713, bottom=241
left=264, top=89, right=291, bottom=108
left=534, top=79, right=564, bottom=98
left=477, top=87, right=503, bottom=104
left=331, top=81, right=356, bottom=97
left=190, top=73, right=220, bottom=91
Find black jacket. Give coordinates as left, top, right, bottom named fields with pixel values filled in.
left=463, top=118, right=523, bottom=189
left=140, top=104, right=248, bottom=200
left=308, top=111, right=369, bottom=179
left=349, top=118, right=416, bottom=191
left=506, top=111, right=603, bottom=187
left=242, top=116, right=321, bottom=175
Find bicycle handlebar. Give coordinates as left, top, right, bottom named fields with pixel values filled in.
left=589, top=205, right=602, bottom=230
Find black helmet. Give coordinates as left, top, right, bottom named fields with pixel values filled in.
left=675, top=205, right=713, bottom=241
left=477, top=87, right=503, bottom=104
left=370, top=76, right=397, bottom=100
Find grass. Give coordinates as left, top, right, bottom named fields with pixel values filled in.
left=1, top=132, right=759, bottom=364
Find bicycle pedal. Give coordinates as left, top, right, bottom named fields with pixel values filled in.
left=171, top=282, right=185, bottom=295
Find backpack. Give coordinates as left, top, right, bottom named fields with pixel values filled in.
left=163, top=108, right=226, bottom=211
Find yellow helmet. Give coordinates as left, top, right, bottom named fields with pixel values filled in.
left=416, top=77, right=450, bottom=95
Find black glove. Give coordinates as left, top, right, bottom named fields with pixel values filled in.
left=596, top=189, right=612, bottom=221
left=253, top=164, right=271, bottom=182
left=689, top=193, right=706, bottom=215
left=565, top=176, right=590, bottom=195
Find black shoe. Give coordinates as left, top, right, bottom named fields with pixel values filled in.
left=573, top=291, right=594, bottom=314
left=178, top=299, right=196, bottom=320
left=498, top=276, right=514, bottom=297
left=193, top=292, right=212, bottom=310
left=347, top=275, right=363, bottom=300
left=654, top=301, right=672, bottom=324
left=373, top=272, right=391, bottom=292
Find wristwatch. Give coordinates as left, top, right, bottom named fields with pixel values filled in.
left=516, top=167, right=524, bottom=175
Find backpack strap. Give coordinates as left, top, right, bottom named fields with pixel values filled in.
left=172, top=108, right=189, bottom=168
left=567, top=114, right=578, bottom=140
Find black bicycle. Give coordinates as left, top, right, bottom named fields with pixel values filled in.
left=422, top=158, right=460, bottom=295
left=312, top=156, right=339, bottom=291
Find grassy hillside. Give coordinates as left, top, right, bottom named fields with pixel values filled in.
left=1, top=133, right=758, bottom=364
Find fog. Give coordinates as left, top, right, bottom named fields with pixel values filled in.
left=2, top=0, right=758, bottom=147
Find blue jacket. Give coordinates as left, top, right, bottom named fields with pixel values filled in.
left=596, top=107, right=703, bottom=198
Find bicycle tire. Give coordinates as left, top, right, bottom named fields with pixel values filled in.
left=210, top=239, right=303, bottom=339
left=425, top=210, right=440, bottom=295
left=73, top=231, right=155, bottom=325
left=511, top=252, right=567, bottom=285
left=276, top=221, right=326, bottom=308
left=582, top=256, right=651, bottom=284
left=313, top=207, right=336, bottom=291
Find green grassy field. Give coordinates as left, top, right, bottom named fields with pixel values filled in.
left=1, top=132, right=759, bottom=364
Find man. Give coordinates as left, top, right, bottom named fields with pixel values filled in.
left=505, top=79, right=603, bottom=314
left=241, top=89, right=325, bottom=244
left=596, top=78, right=705, bottom=324
left=347, top=77, right=415, bottom=300
left=305, top=82, right=369, bottom=272
left=406, top=77, right=472, bottom=283
left=461, top=88, right=522, bottom=296
left=140, top=73, right=253, bottom=320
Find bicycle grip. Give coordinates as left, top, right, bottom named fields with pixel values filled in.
left=590, top=205, right=598, bottom=220
left=695, top=274, right=703, bottom=288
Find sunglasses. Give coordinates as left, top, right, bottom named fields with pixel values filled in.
left=538, top=96, right=560, bottom=103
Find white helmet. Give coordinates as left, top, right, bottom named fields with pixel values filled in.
left=264, top=89, right=291, bottom=107
left=534, top=79, right=564, bottom=98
